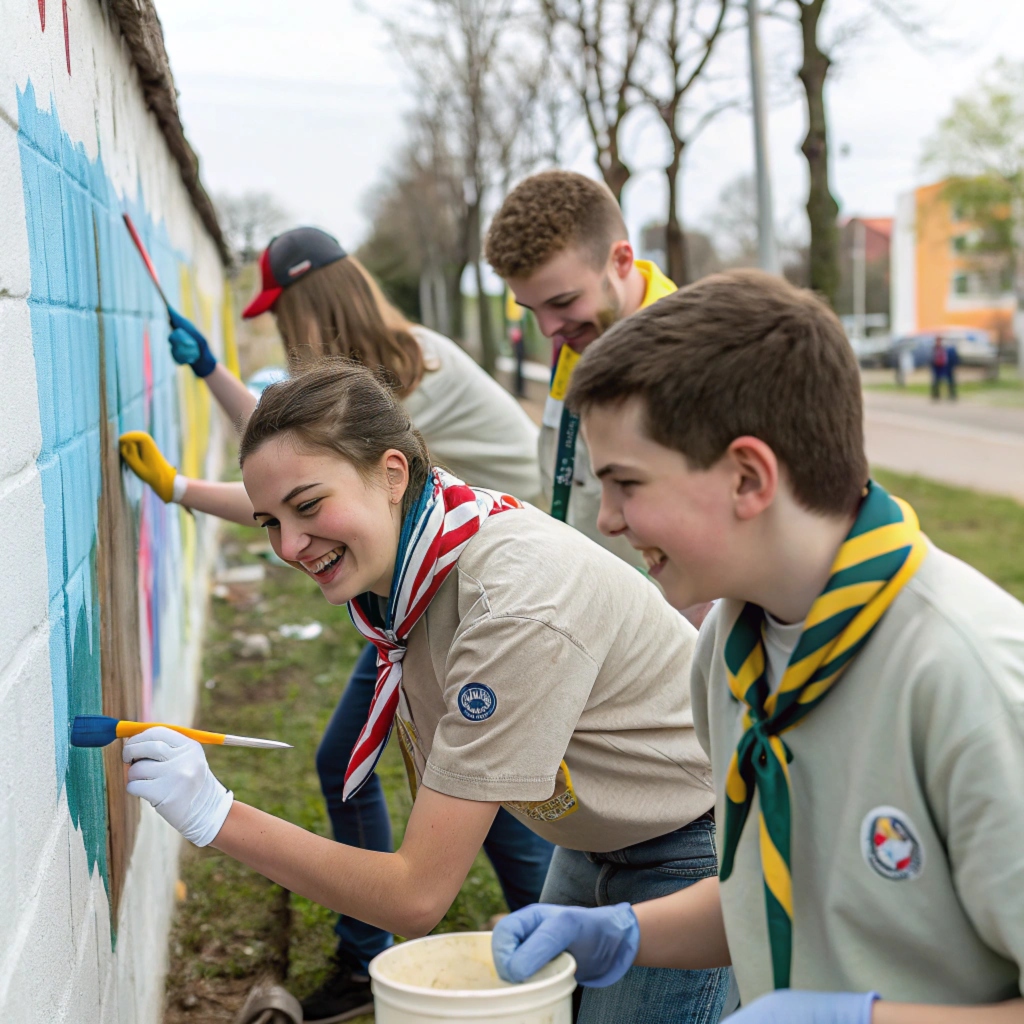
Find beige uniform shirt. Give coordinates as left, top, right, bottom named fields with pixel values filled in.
left=394, top=503, right=714, bottom=852
left=405, top=327, right=542, bottom=502
left=692, top=545, right=1024, bottom=1005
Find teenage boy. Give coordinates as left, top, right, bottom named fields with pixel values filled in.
left=492, top=270, right=1024, bottom=1023
left=484, top=170, right=676, bottom=567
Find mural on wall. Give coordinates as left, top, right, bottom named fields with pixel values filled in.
left=16, top=80, right=214, bottom=930
left=36, top=0, right=72, bottom=76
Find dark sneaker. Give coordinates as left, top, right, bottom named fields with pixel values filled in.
left=300, top=950, right=374, bottom=1023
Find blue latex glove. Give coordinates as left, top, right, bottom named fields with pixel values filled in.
left=728, top=990, right=879, bottom=1023
left=168, top=306, right=217, bottom=378
left=492, top=903, right=639, bottom=988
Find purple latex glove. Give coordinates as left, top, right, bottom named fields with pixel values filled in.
left=492, top=902, right=639, bottom=987
left=729, top=990, right=879, bottom=1023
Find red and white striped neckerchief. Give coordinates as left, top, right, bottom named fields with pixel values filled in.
left=343, top=468, right=521, bottom=800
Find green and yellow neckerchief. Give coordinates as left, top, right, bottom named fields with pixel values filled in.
left=720, top=480, right=928, bottom=989
left=545, top=260, right=676, bottom=521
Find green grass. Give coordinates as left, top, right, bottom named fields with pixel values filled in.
left=874, top=469, right=1024, bottom=601
left=163, top=525, right=506, bottom=1023
left=865, top=369, right=1023, bottom=404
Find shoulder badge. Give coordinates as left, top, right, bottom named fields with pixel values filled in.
left=457, top=682, right=497, bottom=722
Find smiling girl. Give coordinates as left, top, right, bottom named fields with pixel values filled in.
left=119, top=227, right=554, bottom=1021
left=123, top=360, right=732, bottom=1024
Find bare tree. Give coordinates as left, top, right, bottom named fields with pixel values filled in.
left=765, top=0, right=934, bottom=306
left=214, top=191, right=289, bottom=266
left=539, top=0, right=658, bottom=202
left=385, top=0, right=544, bottom=374
left=638, top=0, right=732, bottom=283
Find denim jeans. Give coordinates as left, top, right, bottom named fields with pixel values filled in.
left=540, top=817, right=733, bottom=1024
left=317, top=643, right=555, bottom=969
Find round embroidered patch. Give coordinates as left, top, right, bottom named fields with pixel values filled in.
left=458, top=683, right=497, bottom=722
left=860, top=806, right=924, bottom=881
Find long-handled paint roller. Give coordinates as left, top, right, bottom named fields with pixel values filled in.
left=70, top=715, right=292, bottom=750
left=122, top=212, right=207, bottom=348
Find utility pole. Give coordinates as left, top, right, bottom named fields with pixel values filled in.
left=747, top=0, right=780, bottom=275
left=853, top=218, right=866, bottom=340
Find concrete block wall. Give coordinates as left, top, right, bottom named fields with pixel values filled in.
left=0, top=2, right=228, bottom=1020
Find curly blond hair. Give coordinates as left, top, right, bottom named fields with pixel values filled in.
left=485, top=170, right=628, bottom=280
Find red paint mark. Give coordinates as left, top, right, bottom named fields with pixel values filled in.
left=62, top=0, right=70, bottom=74
left=38, top=0, right=45, bottom=31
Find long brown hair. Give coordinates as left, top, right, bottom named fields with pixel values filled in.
left=239, top=359, right=432, bottom=518
left=272, top=256, right=425, bottom=397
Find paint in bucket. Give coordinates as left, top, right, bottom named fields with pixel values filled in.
left=369, top=931, right=576, bottom=1023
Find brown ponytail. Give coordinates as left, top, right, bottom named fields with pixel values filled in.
left=239, top=359, right=432, bottom=516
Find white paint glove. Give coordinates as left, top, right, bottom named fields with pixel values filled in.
left=123, top=727, right=234, bottom=847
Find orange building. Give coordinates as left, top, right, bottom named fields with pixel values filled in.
left=891, top=180, right=1014, bottom=344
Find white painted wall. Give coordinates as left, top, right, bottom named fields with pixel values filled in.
left=0, top=1, right=225, bottom=1020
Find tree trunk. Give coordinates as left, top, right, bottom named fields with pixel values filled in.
left=473, top=255, right=496, bottom=375
left=796, top=0, right=839, bottom=307
left=665, top=139, right=688, bottom=285
left=601, top=155, right=631, bottom=204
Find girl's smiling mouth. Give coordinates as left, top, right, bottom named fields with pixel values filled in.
left=299, top=545, right=347, bottom=584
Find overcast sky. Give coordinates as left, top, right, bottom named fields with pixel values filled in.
left=159, top=0, right=1024, bottom=257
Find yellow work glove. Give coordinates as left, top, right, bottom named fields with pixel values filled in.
left=119, top=431, right=178, bottom=503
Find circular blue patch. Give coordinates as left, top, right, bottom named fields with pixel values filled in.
left=458, top=683, right=497, bottom=722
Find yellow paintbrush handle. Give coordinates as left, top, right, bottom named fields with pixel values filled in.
left=114, top=720, right=227, bottom=745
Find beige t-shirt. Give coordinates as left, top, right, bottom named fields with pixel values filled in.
left=394, top=503, right=714, bottom=852
left=692, top=544, right=1024, bottom=1005
left=405, top=327, right=542, bottom=502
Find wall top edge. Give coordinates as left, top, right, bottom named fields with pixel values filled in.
left=107, top=0, right=231, bottom=267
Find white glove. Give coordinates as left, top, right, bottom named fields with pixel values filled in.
left=123, top=727, right=234, bottom=847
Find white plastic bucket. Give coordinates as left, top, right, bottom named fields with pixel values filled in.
left=369, top=931, right=576, bottom=1023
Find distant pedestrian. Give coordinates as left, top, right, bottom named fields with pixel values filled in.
left=931, top=335, right=958, bottom=400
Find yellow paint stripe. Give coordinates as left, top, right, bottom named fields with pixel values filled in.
left=725, top=750, right=747, bottom=804
left=759, top=814, right=794, bottom=916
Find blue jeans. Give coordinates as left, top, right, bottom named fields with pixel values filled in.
left=317, top=643, right=555, bottom=969
left=540, top=818, right=732, bottom=1024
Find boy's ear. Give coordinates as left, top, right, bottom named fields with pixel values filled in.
left=608, top=240, right=635, bottom=280
left=726, top=436, right=778, bottom=521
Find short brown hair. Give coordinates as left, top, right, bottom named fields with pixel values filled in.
left=273, top=255, right=424, bottom=397
left=239, top=359, right=431, bottom=517
left=567, top=270, right=867, bottom=516
left=485, top=170, right=628, bottom=279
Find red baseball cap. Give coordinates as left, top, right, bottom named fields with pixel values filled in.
left=242, top=227, right=348, bottom=318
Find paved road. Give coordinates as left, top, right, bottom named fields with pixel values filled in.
left=864, top=390, right=1024, bottom=503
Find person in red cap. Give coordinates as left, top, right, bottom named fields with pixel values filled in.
left=119, top=227, right=553, bottom=1023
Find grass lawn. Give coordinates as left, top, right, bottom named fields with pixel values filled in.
left=874, top=469, right=1024, bottom=602
left=864, top=369, right=1023, bottom=406
left=163, top=471, right=1024, bottom=1022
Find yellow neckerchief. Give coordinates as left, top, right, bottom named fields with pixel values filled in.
left=634, top=259, right=677, bottom=308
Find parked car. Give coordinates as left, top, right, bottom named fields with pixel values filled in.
left=850, top=334, right=893, bottom=368
left=886, top=328, right=997, bottom=369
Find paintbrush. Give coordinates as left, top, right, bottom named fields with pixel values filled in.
left=122, top=213, right=173, bottom=310
left=70, top=715, right=292, bottom=750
